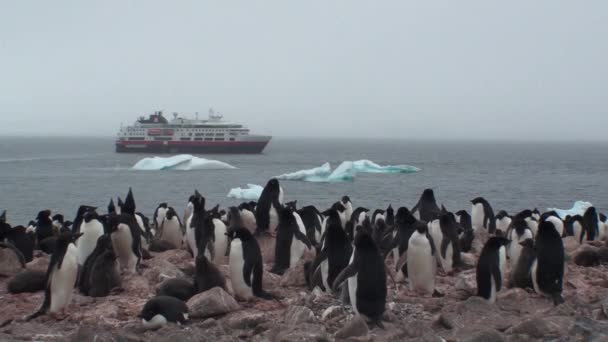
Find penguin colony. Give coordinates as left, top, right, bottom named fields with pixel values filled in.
left=1, top=179, right=607, bottom=329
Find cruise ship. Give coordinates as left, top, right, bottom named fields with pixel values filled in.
left=115, top=109, right=272, bottom=154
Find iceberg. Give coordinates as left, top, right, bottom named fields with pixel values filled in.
left=548, top=201, right=594, bottom=219
left=132, top=155, right=236, bottom=171
left=275, top=160, right=420, bottom=182
left=227, top=184, right=264, bottom=200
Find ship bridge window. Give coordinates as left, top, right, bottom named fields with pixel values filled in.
left=154, top=137, right=172, bottom=141
left=194, top=138, right=203, bottom=141
left=229, top=138, right=235, bottom=141
left=204, top=138, right=213, bottom=141
left=129, top=137, right=145, bottom=141
left=180, top=137, right=190, bottom=141
left=214, top=138, right=224, bottom=141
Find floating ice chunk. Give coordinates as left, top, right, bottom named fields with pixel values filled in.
left=227, top=184, right=264, bottom=200
left=276, top=162, right=332, bottom=181
left=132, top=155, right=236, bottom=171
left=548, top=201, right=594, bottom=219
left=275, top=160, right=420, bottom=182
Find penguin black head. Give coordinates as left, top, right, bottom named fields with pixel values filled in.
left=414, top=222, right=428, bottom=234
left=354, top=229, right=377, bottom=251
left=355, top=216, right=373, bottom=238
left=537, top=220, right=561, bottom=239
left=496, top=210, right=510, bottom=220
left=0, top=210, right=5, bottom=223
left=439, top=211, right=457, bottom=227
left=485, top=236, right=510, bottom=249
left=421, top=189, right=435, bottom=201
left=279, top=206, right=295, bottom=221
left=37, top=210, right=52, bottom=222
left=519, top=238, right=535, bottom=249
left=330, top=202, right=346, bottom=213
left=225, top=227, right=253, bottom=241
left=285, top=200, right=298, bottom=211
left=471, top=197, right=487, bottom=205
left=166, top=207, right=177, bottom=220
left=192, top=193, right=206, bottom=212
left=52, top=214, right=64, bottom=224
left=395, top=207, right=416, bottom=225
left=83, top=210, right=99, bottom=223
left=123, top=188, right=136, bottom=215
left=341, top=196, right=351, bottom=204
left=266, top=178, right=280, bottom=190
left=157, top=203, right=168, bottom=209
left=76, top=205, right=96, bottom=219
left=108, top=199, right=116, bottom=214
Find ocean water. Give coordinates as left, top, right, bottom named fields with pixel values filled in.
left=1, top=137, right=607, bottom=225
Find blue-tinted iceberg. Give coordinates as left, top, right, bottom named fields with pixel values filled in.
left=548, top=201, right=593, bottom=219
left=132, top=155, right=236, bottom=171
left=275, top=160, right=420, bottom=182
left=227, top=184, right=264, bottom=200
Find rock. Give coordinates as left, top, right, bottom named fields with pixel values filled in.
left=322, top=305, right=346, bottom=321
left=123, top=275, right=153, bottom=297
left=455, top=272, right=476, bottom=292
left=224, top=312, right=267, bottom=330
left=435, top=314, right=454, bottom=330
left=507, top=317, right=557, bottom=338
left=335, top=315, right=369, bottom=339
left=70, top=326, right=100, bottom=342
left=402, top=319, right=428, bottom=338
left=262, top=270, right=281, bottom=290
left=562, top=237, right=580, bottom=254
left=256, top=234, right=276, bottom=264
left=284, top=305, right=316, bottom=325
left=463, top=329, right=505, bottom=342
left=279, top=260, right=307, bottom=287
left=187, top=287, right=240, bottom=319
left=0, top=245, right=25, bottom=276
left=497, top=288, right=528, bottom=302
left=573, top=245, right=601, bottom=266
left=26, top=255, right=49, bottom=272
left=145, top=259, right=186, bottom=284
left=270, top=323, right=331, bottom=342
left=461, top=252, right=477, bottom=266
left=602, top=298, right=608, bottom=318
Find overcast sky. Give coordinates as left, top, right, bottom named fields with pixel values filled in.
left=0, top=1, right=606, bottom=140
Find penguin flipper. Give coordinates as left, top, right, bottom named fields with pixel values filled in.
left=26, top=286, right=51, bottom=321
left=293, top=227, right=312, bottom=250
left=491, top=264, right=502, bottom=293
left=440, top=238, right=449, bottom=260
left=331, top=263, right=357, bottom=293
left=243, top=259, right=254, bottom=287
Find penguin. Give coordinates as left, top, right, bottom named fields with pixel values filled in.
left=434, top=212, right=462, bottom=274
left=297, top=205, right=323, bottom=247
left=387, top=207, right=417, bottom=281
left=411, top=189, right=441, bottom=222
left=139, top=296, right=188, bottom=329
left=198, top=209, right=228, bottom=265
left=157, top=278, right=195, bottom=302
left=154, top=203, right=169, bottom=231
left=406, top=222, right=440, bottom=296
left=238, top=203, right=257, bottom=233
left=495, top=211, right=511, bottom=236
left=542, top=215, right=564, bottom=237
left=108, top=199, right=117, bottom=214
left=52, top=214, right=64, bottom=234
left=385, top=204, right=395, bottom=227
left=5, top=225, right=35, bottom=262
left=345, top=207, right=369, bottom=241
left=531, top=220, right=565, bottom=305
left=135, top=212, right=154, bottom=246
left=455, top=210, right=474, bottom=253
left=193, top=253, right=227, bottom=293
left=8, top=270, right=46, bottom=294
left=569, top=215, right=584, bottom=243
left=186, top=191, right=204, bottom=258
left=255, top=178, right=283, bottom=235
left=308, top=210, right=352, bottom=292
left=226, top=227, right=273, bottom=300
left=108, top=213, right=142, bottom=274
left=116, top=197, right=124, bottom=215
left=35, top=210, right=54, bottom=246
left=76, top=210, right=104, bottom=265
left=79, top=235, right=113, bottom=295
left=582, top=207, right=599, bottom=242
left=508, top=215, right=534, bottom=269
left=88, top=247, right=121, bottom=297
left=476, top=236, right=509, bottom=303
left=183, top=192, right=196, bottom=232
left=332, top=231, right=387, bottom=324
left=0, top=210, right=8, bottom=240
left=531, top=208, right=541, bottom=221
left=158, top=207, right=182, bottom=249
left=471, top=197, right=496, bottom=233
left=27, top=231, right=82, bottom=320
left=71, top=205, right=96, bottom=234
left=371, top=209, right=386, bottom=227
left=271, top=207, right=312, bottom=275
left=599, top=213, right=608, bottom=241
left=341, top=196, right=354, bottom=224
left=509, top=238, right=536, bottom=289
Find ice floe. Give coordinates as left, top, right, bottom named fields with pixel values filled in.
left=132, top=155, right=236, bottom=171
left=548, top=201, right=594, bottom=219
left=275, top=160, right=420, bottom=182
left=227, top=184, right=264, bottom=200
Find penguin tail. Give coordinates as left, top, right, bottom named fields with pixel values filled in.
left=25, top=306, right=47, bottom=321
left=551, top=293, right=565, bottom=306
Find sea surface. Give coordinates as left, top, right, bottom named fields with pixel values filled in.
left=1, top=137, right=607, bottom=225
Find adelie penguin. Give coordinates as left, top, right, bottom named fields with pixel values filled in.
left=332, top=232, right=387, bottom=325
left=35, top=210, right=55, bottom=247
left=388, top=207, right=417, bottom=281
left=76, top=209, right=104, bottom=265
left=471, top=197, right=496, bottom=234
left=71, top=205, right=96, bottom=234
left=226, top=227, right=274, bottom=300
left=153, top=203, right=169, bottom=230
left=255, top=178, right=283, bottom=235
left=158, top=207, right=182, bottom=249
left=412, top=189, right=441, bottom=223
left=5, top=225, right=35, bottom=263
left=194, top=252, right=227, bottom=293
left=271, top=207, right=312, bottom=275
left=455, top=210, right=474, bottom=253
left=430, top=212, right=462, bottom=274
left=297, top=206, right=323, bottom=246
left=186, top=190, right=204, bottom=257
left=340, top=196, right=354, bottom=224
left=508, top=214, right=534, bottom=269
left=495, top=211, right=511, bottom=236
left=88, top=246, right=121, bottom=297
left=532, top=220, right=565, bottom=305
left=79, top=235, right=113, bottom=295
left=509, top=238, right=536, bottom=289
left=199, top=208, right=228, bottom=265
left=406, top=222, right=441, bottom=297
left=307, top=210, right=352, bottom=293
left=476, top=236, right=509, bottom=303
left=28, top=231, right=83, bottom=320
left=108, top=212, right=142, bottom=274
left=582, top=207, right=599, bottom=242
left=139, top=296, right=189, bottom=330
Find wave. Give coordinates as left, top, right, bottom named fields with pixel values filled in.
left=275, top=159, right=420, bottom=182
left=132, top=155, right=236, bottom=171
left=227, top=184, right=264, bottom=200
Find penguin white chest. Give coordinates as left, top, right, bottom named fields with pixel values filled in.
left=161, top=218, right=182, bottom=248
left=241, top=209, right=257, bottom=233
left=111, top=223, right=136, bottom=273
left=211, top=219, right=228, bottom=265
left=269, top=206, right=279, bottom=232
left=186, top=216, right=198, bottom=258
left=50, top=244, right=78, bottom=313
left=290, top=212, right=308, bottom=267
left=229, top=240, right=253, bottom=300
left=471, top=203, right=484, bottom=231
left=155, top=208, right=167, bottom=228
left=77, top=221, right=104, bottom=265
left=347, top=252, right=359, bottom=314
left=407, top=232, right=436, bottom=294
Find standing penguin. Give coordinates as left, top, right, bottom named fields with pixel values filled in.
left=198, top=209, right=229, bottom=265
left=388, top=207, right=417, bottom=281
left=193, top=253, right=227, bottom=293
left=476, top=236, right=509, bottom=303
left=582, top=207, right=599, bottom=242
left=238, top=203, right=257, bottom=233
left=27, top=231, right=82, bottom=320
left=71, top=205, right=96, bottom=234
left=332, top=232, right=387, bottom=324
left=471, top=197, right=496, bottom=233
left=35, top=210, right=54, bottom=245
left=255, top=179, right=283, bottom=235
left=271, top=207, right=312, bottom=275
left=341, top=196, right=354, bottom=225
left=407, top=222, right=440, bottom=296
left=308, top=210, right=353, bottom=292
left=88, top=247, right=121, bottom=297
left=495, top=211, right=511, bottom=236
left=79, top=235, right=113, bottom=295
left=139, top=296, right=189, bottom=330
left=108, top=213, right=142, bottom=274
left=434, top=212, right=462, bottom=274
left=186, top=191, right=204, bottom=257
left=509, top=238, right=536, bottom=289
left=226, top=227, right=273, bottom=300
left=154, top=203, right=169, bottom=230
left=183, top=192, right=197, bottom=232
left=411, top=189, right=441, bottom=222
left=542, top=215, right=565, bottom=237
left=76, top=210, right=105, bottom=265
left=456, top=210, right=475, bottom=253
left=5, top=225, right=35, bottom=263
left=532, top=220, right=565, bottom=305
left=159, top=207, right=183, bottom=249
left=508, top=215, right=534, bottom=269
left=297, top=205, right=323, bottom=247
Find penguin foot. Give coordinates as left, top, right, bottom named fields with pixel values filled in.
left=432, top=290, right=445, bottom=298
